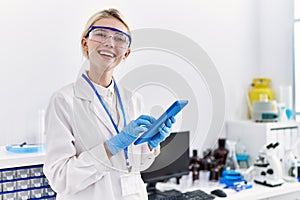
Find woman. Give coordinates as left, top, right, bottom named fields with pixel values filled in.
left=43, top=8, right=174, bottom=200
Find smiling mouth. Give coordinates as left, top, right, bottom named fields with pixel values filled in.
left=98, top=51, right=115, bottom=58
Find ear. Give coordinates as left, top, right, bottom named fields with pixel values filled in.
left=123, top=48, right=131, bottom=60
left=81, top=38, right=88, bottom=51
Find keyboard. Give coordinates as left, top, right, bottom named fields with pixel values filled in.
left=148, top=189, right=215, bottom=200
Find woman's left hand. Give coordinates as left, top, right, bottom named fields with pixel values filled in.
left=148, top=116, right=176, bottom=148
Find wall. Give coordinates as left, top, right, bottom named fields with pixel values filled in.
left=258, top=0, right=294, bottom=102
left=0, top=0, right=294, bottom=151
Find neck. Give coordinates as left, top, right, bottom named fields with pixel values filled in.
left=88, top=69, right=113, bottom=88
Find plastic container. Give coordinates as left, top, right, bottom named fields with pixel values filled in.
left=248, top=78, right=275, bottom=117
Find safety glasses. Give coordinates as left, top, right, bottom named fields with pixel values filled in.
left=85, top=26, right=131, bottom=49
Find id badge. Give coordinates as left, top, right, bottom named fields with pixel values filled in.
left=120, top=173, right=141, bottom=196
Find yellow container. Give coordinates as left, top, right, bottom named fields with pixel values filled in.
left=248, top=78, right=275, bottom=116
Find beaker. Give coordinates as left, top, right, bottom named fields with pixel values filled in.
left=224, top=140, right=240, bottom=171
left=283, top=149, right=298, bottom=182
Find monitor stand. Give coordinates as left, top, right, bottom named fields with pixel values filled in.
left=146, top=178, right=182, bottom=198
left=147, top=182, right=163, bottom=196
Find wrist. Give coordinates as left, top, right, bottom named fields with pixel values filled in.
left=105, top=139, right=120, bottom=156
left=104, top=142, right=113, bottom=158
left=148, top=144, right=153, bottom=151
left=148, top=140, right=158, bottom=149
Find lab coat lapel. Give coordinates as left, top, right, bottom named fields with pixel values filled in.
left=90, top=99, right=117, bottom=136
left=74, top=74, right=117, bottom=136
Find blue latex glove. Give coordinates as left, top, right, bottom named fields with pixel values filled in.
left=148, top=116, right=176, bottom=148
left=106, top=115, right=155, bottom=155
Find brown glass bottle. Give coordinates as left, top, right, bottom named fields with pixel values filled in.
left=213, top=138, right=229, bottom=165
left=190, top=150, right=200, bottom=181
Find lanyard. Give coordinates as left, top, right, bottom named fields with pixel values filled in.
left=81, top=73, right=132, bottom=172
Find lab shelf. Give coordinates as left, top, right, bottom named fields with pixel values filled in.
left=0, top=147, right=45, bottom=169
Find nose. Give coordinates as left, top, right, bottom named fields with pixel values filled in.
left=103, top=36, right=114, bottom=48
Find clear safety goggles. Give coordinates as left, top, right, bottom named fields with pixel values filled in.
left=85, top=26, right=131, bottom=49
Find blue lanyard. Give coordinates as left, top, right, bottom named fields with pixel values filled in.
left=81, top=74, right=131, bottom=171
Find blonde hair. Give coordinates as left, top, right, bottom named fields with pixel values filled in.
left=81, top=8, right=131, bottom=58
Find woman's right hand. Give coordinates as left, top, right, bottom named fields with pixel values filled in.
left=105, top=115, right=155, bottom=155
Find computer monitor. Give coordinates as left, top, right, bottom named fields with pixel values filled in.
left=141, top=131, right=190, bottom=194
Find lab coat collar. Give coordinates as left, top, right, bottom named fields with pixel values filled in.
left=74, top=72, right=118, bottom=135
left=92, top=79, right=115, bottom=98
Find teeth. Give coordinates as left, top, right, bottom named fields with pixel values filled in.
left=99, top=51, right=114, bottom=57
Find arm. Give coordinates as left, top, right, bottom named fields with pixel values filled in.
left=43, top=94, right=111, bottom=196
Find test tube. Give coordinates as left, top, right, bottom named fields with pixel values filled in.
left=38, top=109, right=45, bottom=146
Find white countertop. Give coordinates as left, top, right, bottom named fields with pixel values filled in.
left=224, top=181, right=300, bottom=200
left=156, top=174, right=300, bottom=199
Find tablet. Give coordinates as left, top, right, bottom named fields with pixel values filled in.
left=134, top=100, right=188, bottom=145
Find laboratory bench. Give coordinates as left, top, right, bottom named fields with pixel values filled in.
left=0, top=147, right=55, bottom=200
left=1, top=147, right=300, bottom=200
left=156, top=174, right=300, bottom=200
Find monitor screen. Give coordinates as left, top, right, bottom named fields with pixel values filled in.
left=141, top=131, right=190, bottom=192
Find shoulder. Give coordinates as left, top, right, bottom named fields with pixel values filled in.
left=45, top=83, right=75, bottom=124
left=49, top=83, right=75, bottom=107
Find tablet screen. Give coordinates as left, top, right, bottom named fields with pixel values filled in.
left=134, top=100, right=188, bottom=145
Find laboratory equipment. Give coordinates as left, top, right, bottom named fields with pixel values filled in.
left=279, top=85, right=293, bottom=120
left=224, top=140, right=239, bottom=171
left=219, top=170, right=252, bottom=191
left=252, top=100, right=278, bottom=122
left=227, top=121, right=300, bottom=166
left=213, top=138, right=229, bottom=165
left=189, top=150, right=201, bottom=182
left=253, top=142, right=284, bottom=187
left=248, top=78, right=275, bottom=118
left=5, top=143, right=45, bottom=154
left=277, top=103, right=288, bottom=122
left=236, top=141, right=249, bottom=168
left=199, top=149, right=214, bottom=183
left=283, top=149, right=298, bottom=182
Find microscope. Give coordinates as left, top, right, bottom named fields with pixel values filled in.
left=253, top=142, right=284, bottom=187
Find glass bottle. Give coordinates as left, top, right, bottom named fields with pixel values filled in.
left=190, top=150, right=200, bottom=182
left=213, top=138, right=229, bottom=165
left=199, top=149, right=212, bottom=185
left=224, top=140, right=239, bottom=171
left=283, top=149, right=298, bottom=182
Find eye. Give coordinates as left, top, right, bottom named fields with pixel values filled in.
left=114, top=34, right=126, bottom=42
left=93, top=30, right=108, bottom=38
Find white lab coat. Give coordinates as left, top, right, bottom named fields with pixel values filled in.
left=43, top=73, right=159, bottom=200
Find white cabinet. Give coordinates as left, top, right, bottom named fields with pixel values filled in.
left=226, top=121, right=300, bottom=165
left=0, top=147, right=56, bottom=199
